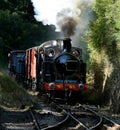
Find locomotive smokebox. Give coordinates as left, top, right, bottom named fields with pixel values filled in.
left=63, top=38, right=72, bottom=52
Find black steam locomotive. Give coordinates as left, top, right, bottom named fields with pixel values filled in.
left=8, top=38, right=88, bottom=100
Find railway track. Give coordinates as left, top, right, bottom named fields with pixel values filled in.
left=54, top=103, right=102, bottom=130
left=0, top=99, right=68, bottom=130
left=97, top=109, right=120, bottom=130
left=0, top=94, right=120, bottom=130
left=0, top=109, right=35, bottom=130
left=52, top=103, right=120, bottom=130
left=80, top=104, right=120, bottom=130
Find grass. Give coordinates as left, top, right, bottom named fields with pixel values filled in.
left=0, top=70, right=33, bottom=110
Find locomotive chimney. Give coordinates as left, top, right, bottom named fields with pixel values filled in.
left=63, top=38, right=72, bottom=52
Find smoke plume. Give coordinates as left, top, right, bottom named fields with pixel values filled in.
left=31, top=0, right=94, bottom=37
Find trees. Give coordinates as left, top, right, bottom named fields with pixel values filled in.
left=87, top=0, right=120, bottom=113
left=0, top=0, right=59, bottom=65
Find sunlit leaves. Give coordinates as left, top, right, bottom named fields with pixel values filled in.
left=87, top=0, right=120, bottom=55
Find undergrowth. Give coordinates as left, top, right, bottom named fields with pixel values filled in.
left=0, top=71, right=33, bottom=109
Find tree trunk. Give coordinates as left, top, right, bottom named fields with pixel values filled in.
left=105, top=58, right=120, bottom=113
left=110, top=66, right=120, bottom=113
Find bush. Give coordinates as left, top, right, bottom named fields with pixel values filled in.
left=0, top=72, right=33, bottom=109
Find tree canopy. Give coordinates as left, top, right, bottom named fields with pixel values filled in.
left=0, top=0, right=60, bottom=65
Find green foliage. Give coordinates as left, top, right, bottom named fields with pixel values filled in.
left=0, top=0, right=9, bottom=10
left=0, top=37, right=4, bottom=66
left=87, top=0, right=107, bottom=51
left=88, top=0, right=120, bottom=56
left=86, top=0, right=120, bottom=112
left=81, top=89, right=103, bottom=105
left=0, top=72, right=32, bottom=108
left=0, top=0, right=59, bottom=65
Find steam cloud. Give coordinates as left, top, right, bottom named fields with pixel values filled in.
left=31, top=0, right=94, bottom=37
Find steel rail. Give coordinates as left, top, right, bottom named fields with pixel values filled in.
left=82, top=106, right=103, bottom=130
left=102, top=115, right=120, bottom=125
left=41, top=109, right=69, bottom=130
left=29, top=109, right=41, bottom=130
left=30, top=106, right=69, bottom=130
left=57, top=104, right=90, bottom=130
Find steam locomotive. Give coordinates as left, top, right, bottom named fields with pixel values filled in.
left=8, top=38, right=88, bottom=100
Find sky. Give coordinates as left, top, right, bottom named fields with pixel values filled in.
left=31, top=0, right=94, bottom=53
left=31, top=0, right=94, bottom=37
